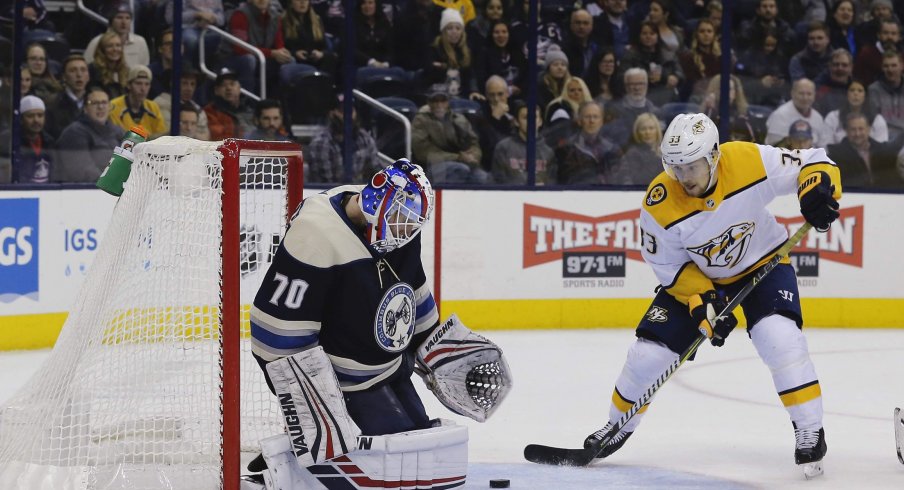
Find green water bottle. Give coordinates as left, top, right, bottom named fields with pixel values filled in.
left=96, top=125, right=149, bottom=196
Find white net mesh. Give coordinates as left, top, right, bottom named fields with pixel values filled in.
left=0, top=137, right=299, bottom=489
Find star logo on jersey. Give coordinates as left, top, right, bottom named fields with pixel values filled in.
left=646, top=184, right=667, bottom=206
left=645, top=306, right=668, bottom=322
left=374, top=282, right=416, bottom=353
left=687, top=222, right=755, bottom=268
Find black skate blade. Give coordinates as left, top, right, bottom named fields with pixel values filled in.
left=523, top=444, right=596, bottom=466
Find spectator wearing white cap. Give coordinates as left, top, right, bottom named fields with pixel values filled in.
left=423, top=8, right=481, bottom=100
left=0, top=95, right=55, bottom=183
left=538, top=45, right=571, bottom=111
left=109, top=65, right=168, bottom=138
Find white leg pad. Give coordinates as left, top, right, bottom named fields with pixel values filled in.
left=308, top=421, right=468, bottom=489
left=259, top=434, right=329, bottom=490
left=266, top=346, right=361, bottom=466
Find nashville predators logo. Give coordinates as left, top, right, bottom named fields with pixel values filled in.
left=646, top=184, right=667, bottom=206
left=691, top=120, right=706, bottom=135
left=687, top=222, right=755, bottom=268
left=645, top=306, right=668, bottom=322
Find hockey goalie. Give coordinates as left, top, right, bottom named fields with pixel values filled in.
left=242, top=159, right=513, bottom=489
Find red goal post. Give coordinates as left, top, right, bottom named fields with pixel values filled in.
left=220, top=139, right=303, bottom=490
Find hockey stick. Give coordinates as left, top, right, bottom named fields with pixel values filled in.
left=895, top=408, right=904, bottom=465
left=524, top=223, right=813, bottom=466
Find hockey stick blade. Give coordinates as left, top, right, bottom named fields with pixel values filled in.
left=523, top=444, right=596, bottom=466
left=895, top=407, right=904, bottom=465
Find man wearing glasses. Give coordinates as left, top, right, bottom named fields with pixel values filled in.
left=55, top=86, right=125, bottom=183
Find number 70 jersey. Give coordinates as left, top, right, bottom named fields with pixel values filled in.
left=637, top=141, right=841, bottom=303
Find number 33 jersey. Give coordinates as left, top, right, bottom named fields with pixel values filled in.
left=250, top=186, right=440, bottom=392
left=638, top=141, right=841, bottom=304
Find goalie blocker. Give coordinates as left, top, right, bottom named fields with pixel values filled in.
left=256, top=345, right=470, bottom=489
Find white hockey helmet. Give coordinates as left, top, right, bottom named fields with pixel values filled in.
left=660, top=113, right=721, bottom=191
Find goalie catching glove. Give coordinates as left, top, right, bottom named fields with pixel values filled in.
left=689, top=290, right=738, bottom=347
left=416, top=314, right=513, bottom=422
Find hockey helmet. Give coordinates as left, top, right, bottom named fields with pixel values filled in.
left=359, top=159, right=435, bottom=253
left=660, top=113, right=721, bottom=192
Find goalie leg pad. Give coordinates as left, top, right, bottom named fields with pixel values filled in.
left=308, top=421, right=468, bottom=489
left=258, top=434, right=328, bottom=490
left=266, top=346, right=362, bottom=466
left=416, top=314, right=513, bottom=422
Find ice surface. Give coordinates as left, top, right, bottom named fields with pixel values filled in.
left=2, top=328, right=902, bottom=489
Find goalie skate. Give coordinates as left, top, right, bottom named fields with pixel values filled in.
left=794, top=427, right=826, bottom=479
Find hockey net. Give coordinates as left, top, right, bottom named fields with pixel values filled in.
left=0, top=137, right=304, bottom=490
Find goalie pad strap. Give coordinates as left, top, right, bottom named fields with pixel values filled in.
left=266, top=346, right=361, bottom=466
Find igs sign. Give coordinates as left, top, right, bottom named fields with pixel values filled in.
left=0, top=198, right=39, bottom=302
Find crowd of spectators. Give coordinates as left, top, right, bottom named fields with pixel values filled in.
left=1, top=0, right=904, bottom=189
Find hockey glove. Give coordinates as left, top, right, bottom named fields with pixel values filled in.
left=689, top=290, right=738, bottom=347
left=798, top=171, right=839, bottom=232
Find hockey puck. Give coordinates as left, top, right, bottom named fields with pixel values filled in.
left=489, top=479, right=510, bottom=488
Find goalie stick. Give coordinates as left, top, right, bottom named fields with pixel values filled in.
left=524, top=223, right=813, bottom=467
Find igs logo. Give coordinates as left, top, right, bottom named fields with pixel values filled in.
left=0, top=198, right=39, bottom=301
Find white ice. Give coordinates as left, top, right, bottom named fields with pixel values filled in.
left=2, top=328, right=902, bottom=489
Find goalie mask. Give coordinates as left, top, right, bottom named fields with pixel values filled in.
left=360, top=159, right=435, bottom=254
left=661, top=113, right=721, bottom=194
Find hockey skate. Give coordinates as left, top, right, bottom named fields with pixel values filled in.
left=794, top=426, right=827, bottom=479
left=583, top=423, right=634, bottom=459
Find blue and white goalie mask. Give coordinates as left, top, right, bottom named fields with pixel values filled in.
left=359, top=159, right=435, bottom=253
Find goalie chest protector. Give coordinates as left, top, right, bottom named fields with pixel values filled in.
left=250, top=187, right=438, bottom=390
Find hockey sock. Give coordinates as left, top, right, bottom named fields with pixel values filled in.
left=608, top=338, right=679, bottom=433
left=751, top=315, right=823, bottom=430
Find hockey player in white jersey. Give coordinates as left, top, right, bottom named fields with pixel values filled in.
left=586, top=114, right=840, bottom=478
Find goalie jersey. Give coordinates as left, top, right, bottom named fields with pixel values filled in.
left=250, top=186, right=440, bottom=391
left=640, top=141, right=842, bottom=304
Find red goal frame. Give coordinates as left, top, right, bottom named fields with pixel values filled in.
left=218, top=139, right=303, bottom=490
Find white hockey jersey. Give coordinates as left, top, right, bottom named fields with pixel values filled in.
left=639, top=141, right=842, bottom=304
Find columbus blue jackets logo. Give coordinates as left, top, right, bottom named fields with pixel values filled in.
left=687, top=222, right=755, bottom=268
left=374, top=283, right=416, bottom=353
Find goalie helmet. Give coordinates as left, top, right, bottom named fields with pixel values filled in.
left=660, top=113, right=721, bottom=192
left=360, top=159, right=435, bottom=254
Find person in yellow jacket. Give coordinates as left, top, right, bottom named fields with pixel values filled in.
left=433, top=0, right=475, bottom=24
left=109, top=65, right=168, bottom=139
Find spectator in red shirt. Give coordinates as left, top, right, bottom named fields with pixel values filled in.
left=204, top=69, right=255, bottom=140
left=221, top=0, right=294, bottom=95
